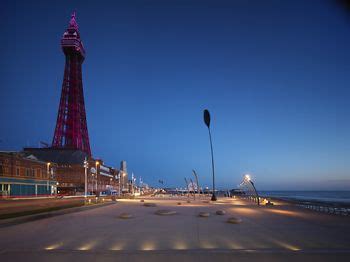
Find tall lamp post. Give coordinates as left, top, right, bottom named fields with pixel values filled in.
left=244, top=174, right=260, bottom=206
left=118, top=171, right=121, bottom=196
left=184, top=177, right=190, bottom=198
left=131, top=173, right=135, bottom=196
left=95, top=161, right=99, bottom=196
left=47, top=162, right=51, bottom=195
left=122, top=172, right=125, bottom=193
left=192, top=169, right=200, bottom=196
left=203, top=109, right=217, bottom=201
left=84, top=158, right=88, bottom=197
left=190, top=178, right=195, bottom=200
left=118, top=171, right=125, bottom=196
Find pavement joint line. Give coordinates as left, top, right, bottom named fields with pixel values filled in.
left=2, top=248, right=350, bottom=254
left=0, top=202, right=116, bottom=228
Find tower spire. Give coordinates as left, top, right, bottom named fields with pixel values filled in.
left=68, top=11, right=79, bottom=30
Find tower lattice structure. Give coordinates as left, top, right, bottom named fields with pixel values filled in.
left=52, top=12, right=91, bottom=156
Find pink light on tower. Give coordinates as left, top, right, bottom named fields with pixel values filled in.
left=52, top=12, right=91, bottom=156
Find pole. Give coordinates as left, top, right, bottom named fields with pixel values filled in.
left=84, top=158, right=87, bottom=197
left=95, top=162, right=99, bottom=196
left=47, top=163, right=50, bottom=196
left=122, top=173, right=124, bottom=193
left=190, top=178, right=196, bottom=200
left=208, top=127, right=216, bottom=201
left=84, top=157, right=88, bottom=197
left=250, top=181, right=260, bottom=206
left=192, top=170, right=200, bottom=196
left=132, top=173, right=134, bottom=196
left=118, top=172, right=121, bottom=196
left=184, top=178, right=190, bottom=198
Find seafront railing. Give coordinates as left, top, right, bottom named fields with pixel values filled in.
left=297, top=202, right=350, bottom=216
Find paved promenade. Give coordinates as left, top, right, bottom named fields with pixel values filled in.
left=0, top=197, right=85, bottom=218
left=0, top=196, right=349, bottom=261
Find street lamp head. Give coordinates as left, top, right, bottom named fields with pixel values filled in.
left=203, top=109, right=211, bottom=128
left=245, top=174, right=251, bottom=181
left=96, top=161, right=99, bottom=165
left=47, top=162, right=51, bottom=166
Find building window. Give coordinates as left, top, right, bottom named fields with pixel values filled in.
left=37, top=169, right=41, bottom=178
left=25, top=169, right=30, bottom=177
left=31, top=168, right=35, bottom=177
left=16, top=168, right=20, bottom=176
left=0, top=165, right=3, bottom=175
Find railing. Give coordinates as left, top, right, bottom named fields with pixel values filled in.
left=297, top=202, right=350, bottom=216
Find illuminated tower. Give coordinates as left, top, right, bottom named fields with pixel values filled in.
left=52, top=12, right=91, bottom=156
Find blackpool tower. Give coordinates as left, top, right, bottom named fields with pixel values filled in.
left=52, top=12, right=91, bottom=156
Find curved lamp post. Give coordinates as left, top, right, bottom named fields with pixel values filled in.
left=203, top=109, right=217, bottom=201
left=244, top=174, right=260, bottom=206
left=192, top=169, right=200, bottom=195
left=184, top=177, right=190, bottom=198
left=190, top=178, right=196, bottom=200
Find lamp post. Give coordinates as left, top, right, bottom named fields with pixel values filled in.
left=84, top=158, right=88, bottom=197
left=190, top=178, right=195, bottom=200
left=192, top=169, right=200, bottom=196
left=122, top=172, right=124, bottom=193
left=91, top=173, right=94, bottom=194
left=184, top=177, right=190, bottom=198
left=244, top=174, right=260, bottom=206
left=118, top=171, right=121, bottom=196
left=203, top=109, right=217, bottom=201
left=47, top=162, right=51, bottom=195
left=95, top=161, right=99, bottom=196
left=131, top=173, right=135, bottom=196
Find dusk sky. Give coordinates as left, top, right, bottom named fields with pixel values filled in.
left=1, top=0, right=350, bottom=190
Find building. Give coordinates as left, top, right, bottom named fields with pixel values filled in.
left=23, top=148, right=118, bottom=195
left=89, top=159, right=118, bottom=195
left=119, top=160, right=128, bottom=192
left=0, top=152, right=57, bottom=197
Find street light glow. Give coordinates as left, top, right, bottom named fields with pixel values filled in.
left=245, top=174, right=251, bottom=181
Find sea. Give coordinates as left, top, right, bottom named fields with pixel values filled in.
left=259, top=191, right=350, bottom=204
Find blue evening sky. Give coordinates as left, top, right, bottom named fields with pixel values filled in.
left=1, top=0, right=350, bottom=190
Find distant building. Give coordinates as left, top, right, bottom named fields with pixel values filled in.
left=120, top=160, right=128, bottom=191
left=22, top=148, right=118, bottom=195
left=0, top=151, right=57, bottom=197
